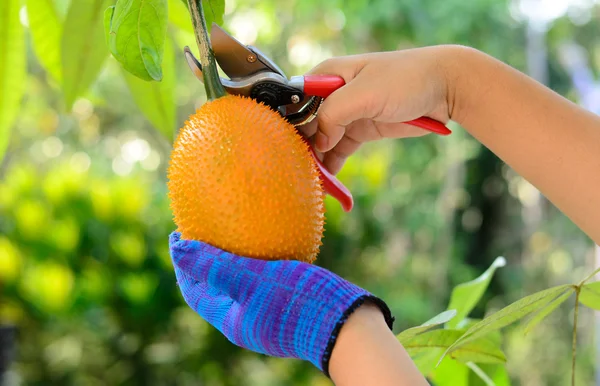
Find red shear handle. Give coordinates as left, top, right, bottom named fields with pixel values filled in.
left=407, top=117, right=452, bottom=136
left=300, top=137, right=353, bottom=212
left=303, top=75, right=452, bottom=135
left=303, top=75, right=346, bottom=98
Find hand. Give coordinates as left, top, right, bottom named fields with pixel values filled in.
left=168, top=231, right=394, bottom=375
left=299, top=46, right=457, bottom=175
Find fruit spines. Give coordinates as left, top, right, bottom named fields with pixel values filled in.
left=167, top=95, right=325, bottom=262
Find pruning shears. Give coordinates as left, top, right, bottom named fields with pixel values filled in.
left=183, top=23, right=452, bottom=212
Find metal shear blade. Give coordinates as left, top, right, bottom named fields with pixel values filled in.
left=210, top=23, right=287, bottom=79
left=183, top=25, right=329, bottom=126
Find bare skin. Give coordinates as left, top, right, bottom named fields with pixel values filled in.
left=329, top=303, right=429, bottom=386
left=310, top=45, right=600, bottom=384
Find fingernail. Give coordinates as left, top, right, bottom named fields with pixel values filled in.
left=315, top=132, right=329, bottom=152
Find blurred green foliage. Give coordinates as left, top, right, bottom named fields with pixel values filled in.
left=1, top=0, right=600, bottom=385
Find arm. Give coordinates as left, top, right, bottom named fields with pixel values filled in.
left=329, top=302, right=428, bottom=386
left=449, top=46, right=600, bottom=244
left=168, top=232, right=426, bottom=385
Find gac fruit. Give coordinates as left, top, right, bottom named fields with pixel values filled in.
left=167, top=95, right=325, bottom=263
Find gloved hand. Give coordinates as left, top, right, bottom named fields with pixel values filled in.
left=169, top=231, right=394, bottom=376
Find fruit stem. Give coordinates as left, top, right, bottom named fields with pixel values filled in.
left=186, top=0, right=226, bottom=100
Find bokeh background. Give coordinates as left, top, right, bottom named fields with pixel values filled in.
left=2, top=0, right=600, bottom=384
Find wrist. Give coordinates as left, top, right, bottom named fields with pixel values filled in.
left=438, top=44, right=486, bottom=126
left=319, top=294, right=394, bottom=376
left=329, top=302, right=389, bottom=370
left=329, top=302, right=429, bottom=386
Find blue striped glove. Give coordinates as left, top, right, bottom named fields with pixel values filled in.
left=169, top=231, right=394, bottom=375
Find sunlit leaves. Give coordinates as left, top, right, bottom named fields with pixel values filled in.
left=122, top=35, right=176, bottom=139
left=119, top=272, right=159, bottom=304
left=447, top=256, right=507, bottom=329
left=26, top=0, right=63, bottom=82
left=203, top=0, right=226, bottom=27
left=169, top=0, right=194, bottom=33
left=428, top=357, right=469, bottom=386
left=0, top=237, right=22, bottom=284
left=523, top=289, right=573, bottom=335
left=105, top=0, right=168, bottom=81
left=468, top=363, right=512, bottom=386
left=403, top=329, right=506, bottom=376
left=441, top=284, right=575, bottom=363
left=104, top=5, right=115, bottom=46
left=578, top=281, right=600, bottom=310
left=397, top=309, right=457, bottom=342
left=0, top=0, right=26, bottom=164
left=61, top=0, right=112, bottom=110
left=19, top=261, right=75, bottom=313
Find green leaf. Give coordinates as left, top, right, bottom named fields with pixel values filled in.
left=168, top=0, right=193, bottom=33
left=106, top=0, right=168, bottom=81
left=0, top=0, right=26, bottom=163
left=446, top=256, right=506, bottom=329
left=397, top=309, right=457, bottom=343
left=523, top=288, right=573, bottom=335
left=410, top=348, right=446, bottom=376
left=104, top=5, right=115, bottom=47
left=579, top=281, right=600, bottom=310
left=403, top=329, right=506, bottom=366
left=26, top=0, right=63, bottom=82
left=441, top=284, right=573, bottom=363
left=429, top=356, right=469, bottom=385
left=455, top=318, right=503, bottom=347
left=467, top=363, right=496, bottom=386
left=469, top=364, right=512, bottom=386
left=61, top=0, right=112, bottom=110
left=122, top=34, right=176, bottom=139
left=166, top=0, right=226, bottom=37
left=201, top=0, right=225, bottom=27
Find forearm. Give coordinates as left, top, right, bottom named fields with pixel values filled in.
left=448, top=46, right=600, bottom=244
left=329, top=303, right=428, bottom=386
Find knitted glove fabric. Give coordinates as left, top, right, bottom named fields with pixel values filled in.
left=169, top=231, right=394, bottom=375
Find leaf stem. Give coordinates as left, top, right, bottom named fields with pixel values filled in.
left=572, top=287, right=580, bottom=386
left=578, top=266, right=600, bottom=286
left=186, top=0, right=226, bottom=100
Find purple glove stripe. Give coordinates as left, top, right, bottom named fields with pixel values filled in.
left=303, top=283, right=341, bottom=359
left=169, top=231, right=395, bottom=376
left=291, top=275, right=331, bottom=358
left=276, top=265, right=313, bottom=358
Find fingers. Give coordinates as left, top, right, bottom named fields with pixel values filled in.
left=170, top=231, right=229, bottom=284
left=321, top=135, right=362, bottom=175
left=314, top=79, right=379, bottom=152
left=319, top=120, right=429, bottom=175
left=169, top=231, right=274, bottom=302
left=306, top=55, right=367, bottom=82
left=296, top=119, right=318, bottom=138
left=296, top=55, right=366, bottom=139
left=305, top=56, right=377, bottom=152
left=174, top=267, right=235, bottom=331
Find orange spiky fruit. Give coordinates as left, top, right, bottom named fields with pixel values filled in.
left=167, top=3, right=328, bottom=262
left=167, top=95, right=325, bottom=262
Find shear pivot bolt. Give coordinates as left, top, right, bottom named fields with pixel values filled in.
left=247, top=54, right=257, bottom=63
left=291, top=95, right=300, bottom=104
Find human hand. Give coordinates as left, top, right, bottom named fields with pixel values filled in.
left=168, top=231, right=394, bottom=376
left=300, top=46, right=458, bottom=174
